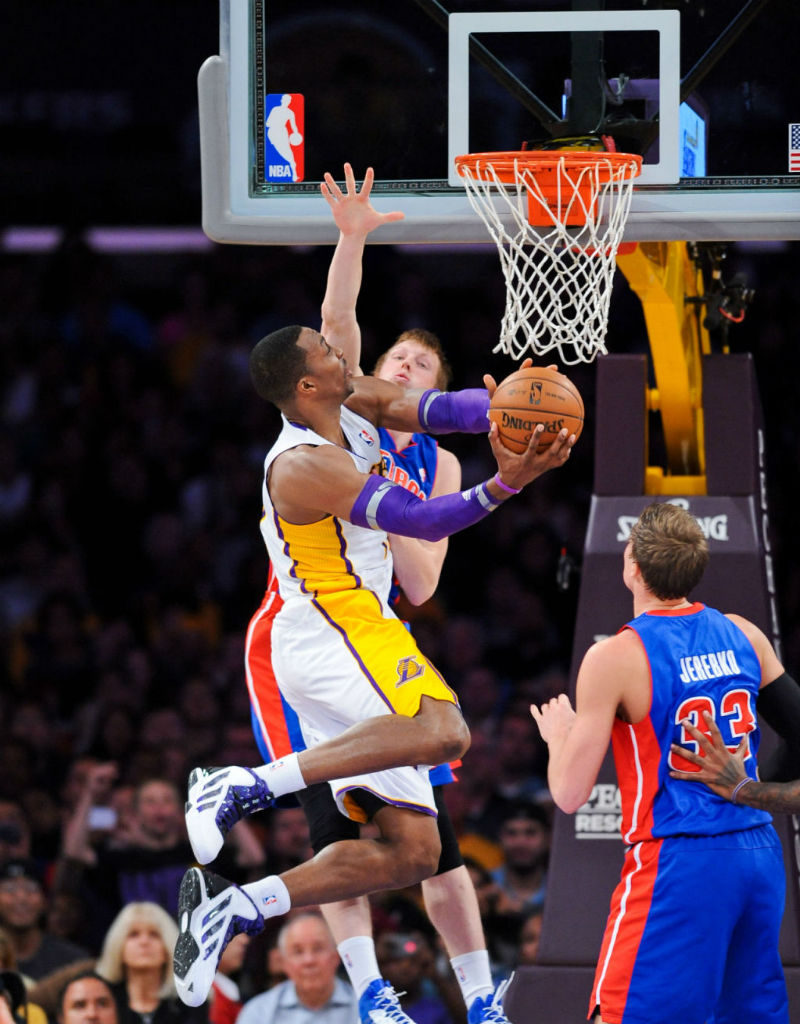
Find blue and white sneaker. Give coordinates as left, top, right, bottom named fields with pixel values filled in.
left=185, top=766, right=274, bottom=865
left=467, top=978, right=513, bottom=1023
left=359, top=979, right=415, bottom=1023
left=173, top=867, right=264, bottom=1007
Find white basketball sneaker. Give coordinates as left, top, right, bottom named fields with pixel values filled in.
left=185, top=766, right=275, bottom=865
left=173, top=867, right=264, bottom=1007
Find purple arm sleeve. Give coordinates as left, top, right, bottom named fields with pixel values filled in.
left=417, top=388, right=490, bottom=434
left=350, top=474, right=500, bottom=543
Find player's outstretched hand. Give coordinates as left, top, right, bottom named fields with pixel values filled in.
left=487, top=418, right=574, bottom=490
left=484, top=361, right=570, bottom=489
left=668, top=710, right=749, bottom=800
left=320, top=163, right=404, bottom=238
left=530, top=693, right=576, bottom=745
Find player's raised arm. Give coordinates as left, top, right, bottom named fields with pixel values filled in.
left=319, top=163, right=404, bottom=372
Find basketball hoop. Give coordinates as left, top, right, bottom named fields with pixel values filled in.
left=455, top=150, right=642, bottom=364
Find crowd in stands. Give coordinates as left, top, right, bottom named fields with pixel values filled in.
left=0, top=233, right=798, bottom=1022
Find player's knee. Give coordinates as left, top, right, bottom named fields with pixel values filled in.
left=418, top=699, right=471, bottom=762
left=438, top=713, right=471, bottom=762
left=395, top=833, right=441, bottom=886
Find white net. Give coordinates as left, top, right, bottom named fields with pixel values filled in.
left=456, top=151, right=641, bottom=365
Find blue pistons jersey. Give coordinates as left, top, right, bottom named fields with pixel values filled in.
left=613, top=603, right=772, bottom=842
left=378, top=429, right=438, bottom=495
left=378, top=428, right=438, bottom=604
left=593, top=602, right=787, bottom=1024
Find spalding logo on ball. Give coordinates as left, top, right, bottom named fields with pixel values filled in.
left=489, top=366, right=584, bottom=453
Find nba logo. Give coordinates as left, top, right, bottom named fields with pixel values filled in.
left=265, top=94, right=304, bottom=182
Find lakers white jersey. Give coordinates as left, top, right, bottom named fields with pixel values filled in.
left=259, top=407, right=392, bottom=603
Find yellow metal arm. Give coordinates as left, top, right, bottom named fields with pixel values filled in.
left=615, top=242, right=711, bottom=495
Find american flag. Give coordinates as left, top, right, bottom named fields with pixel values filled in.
left=790, top=124, right=800, bottom=173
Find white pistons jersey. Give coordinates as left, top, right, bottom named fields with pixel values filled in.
left=260, top=407, right=391, bottom=604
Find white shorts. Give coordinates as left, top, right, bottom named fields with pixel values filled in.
left=272, top=590, right=456, bottom=822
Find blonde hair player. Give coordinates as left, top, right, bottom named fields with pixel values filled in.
left=532, top=501, right=790, bottom=1024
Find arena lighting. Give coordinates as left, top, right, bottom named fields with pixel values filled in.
left=2, top=227, right=788, bottom=258
left=1, top=227, right=215, bottom=253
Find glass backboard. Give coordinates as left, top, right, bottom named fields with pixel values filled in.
left=199, top=0, right=800, bottom=244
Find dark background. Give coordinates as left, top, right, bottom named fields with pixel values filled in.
left=3, top=1, right=800, bottom=225
left=0, top=2, right=217, bottom=226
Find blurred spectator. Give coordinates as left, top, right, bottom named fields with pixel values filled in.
left=0, top=860, right=88, bottom=982
left=56, top=971, right=119, bottom=1024
left=0, top=535, right=53, bottom=641
left=7, top=704, right=53, bottom=779
left=0, top=432, right=32, bottom=529
left=515, top=910, right=543, bottom=968
left=21, top=788, right=64, bottom=864
left=0, top=980, right=15, bottom=1024
left=94, top=903, right=207, bottom=1024
left=176, top=678, right=223, bottom=766
left=491, top=712, right=548, bottom=803
left=26, top=962, right=98, bottom=1024
left=0, top=967, right=46, bottom=1024
left=0, top=742, right=38, bottom=806
left=0, top=924, right=48, bottom=1024
left=21, top=593, right=96, bottom=717
left=57, top=775, right=190, bottom=951
left=46, top=893, right=87, bottom=949
left=236, top=913, right=357, bottom=1024
left=487, top=803, right=551, bottom=969
left=0, top=804, right=31, bottom=864
left=375, top=931, right=461, bottom=1024
left=58, top=775, right=264, bottom=953
left=263, top=809, right=312, bottom=876
left=491, top=803, right=550, bottom=916
left=81, top=707, right=142, bottom=770
left=0, top=929, right=16, bottom=971
left=455, top=666, right=506, bottom=737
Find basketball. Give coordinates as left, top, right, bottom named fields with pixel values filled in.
left=489, top=366, right=584, bottom=453
left=289, top=131, right=303, bottom=145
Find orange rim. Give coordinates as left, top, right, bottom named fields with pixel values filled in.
left=454, top=150, right=642, bottom=184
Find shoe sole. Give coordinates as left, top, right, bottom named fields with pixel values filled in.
left=173, top=869, right=206, bottom=1007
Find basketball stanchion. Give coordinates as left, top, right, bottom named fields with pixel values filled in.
left=455, top=150, right=642, bottom=365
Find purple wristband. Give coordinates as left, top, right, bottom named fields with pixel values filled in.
left=494, top=473, right=521, bottom=495
left=350, top=474, right=499, bottom=542
left=731, top=777, right=754, bottom=804
left=417, top=388, right=490, bottom=435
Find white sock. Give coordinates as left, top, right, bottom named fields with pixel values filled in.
left=337, top=936, right=382, bottom=997
left=451, top=950, right=494, bottom=1007
left=254, top=752, right=306, bottom=798
left=242, top=875, right=291, bottom=918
